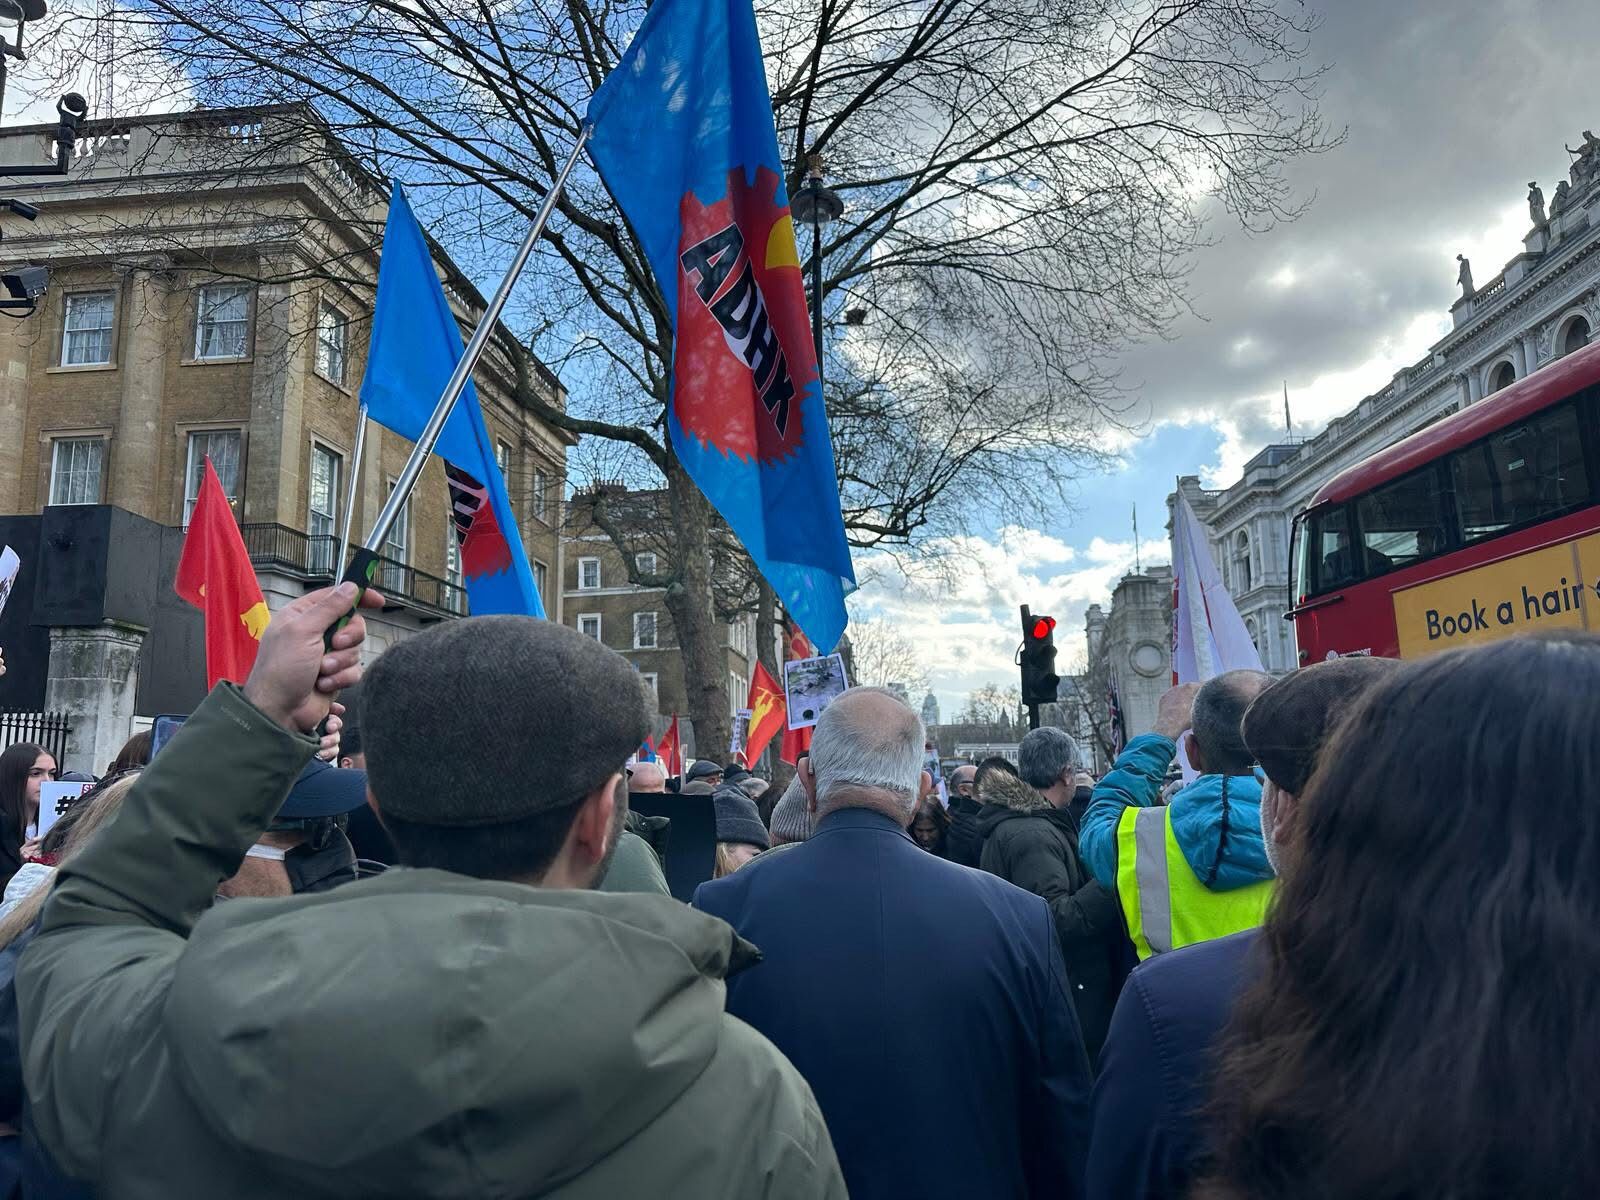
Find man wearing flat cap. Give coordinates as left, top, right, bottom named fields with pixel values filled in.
left=18, top=591, right=843, bottom=1199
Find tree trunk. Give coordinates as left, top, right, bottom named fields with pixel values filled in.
left=662, top=449, right=732, bottom=766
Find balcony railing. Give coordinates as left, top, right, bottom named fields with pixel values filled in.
left=240, top=523, right=467, bottom=618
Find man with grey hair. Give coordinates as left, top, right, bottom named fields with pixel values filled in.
left=976, top=726, right=1124, bottom=1062
left=1080, top=672, right=1275, bottom=963
left=695, top=687, right=1093, bottom=1200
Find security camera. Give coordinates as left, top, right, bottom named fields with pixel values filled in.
left=2, top=265, right=48, bottom=301
left=0, top=198, right=38, bottom=221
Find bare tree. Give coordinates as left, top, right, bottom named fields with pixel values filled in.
left=31, top=0, right=1334, bottom=757
left=844, top=616, right=931, bottom=698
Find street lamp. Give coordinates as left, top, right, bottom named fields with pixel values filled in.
left=789, top=151, right=843, bottom=392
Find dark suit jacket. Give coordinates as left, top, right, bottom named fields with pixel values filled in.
left=694, top=808, right=1092, bottom=1200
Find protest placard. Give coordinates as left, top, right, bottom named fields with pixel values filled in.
left=783, top=653, right=849, bottom=730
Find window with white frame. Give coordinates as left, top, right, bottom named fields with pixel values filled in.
left=307, top=444, right=342, bottom=572
left=314, top=301, right=348, bottom=385
left=48, top=438, right=104, bottom=505
left=496, top=441, right=511, bottom=478
left=635, top=551, right=657, bottom=578
left=444, top=527, right=466, bottom=614
left=62, top=292, right=115, bottom=366
left=195, top=284, right=251, bottom=360
left=533, top=470, right=549, bottom=522
left=634, top=611, right=658, bottom=649
left=532, top=559, right=548, bottom=602
left=640, top=672, right=659, bottom=707
left=730, top=670, right=745, bottom=717
left=382, top=479, right=410, bottom=593
left=578, top=613, right=602, bottom=640
left=183, top=430, right=242, bottom=524
left=578, top=557, right=601, bottom=590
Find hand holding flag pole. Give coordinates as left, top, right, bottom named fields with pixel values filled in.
left=323, top=129, right=592, bottom=648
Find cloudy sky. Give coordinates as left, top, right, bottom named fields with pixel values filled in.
left=850, top=0, right=1600, bottom=718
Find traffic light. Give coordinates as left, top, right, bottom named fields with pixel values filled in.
left=1019, top=605, right=1061, bottom=706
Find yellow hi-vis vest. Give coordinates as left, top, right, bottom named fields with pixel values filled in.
left=1114, top=804, right=1274, bottom=961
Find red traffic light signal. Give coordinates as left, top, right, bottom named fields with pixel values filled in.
left=1030, top=616, right=1056, bottom=640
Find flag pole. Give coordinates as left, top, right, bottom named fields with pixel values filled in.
left=336, top=403, right=368, bottom=577
left=326, top=126, right=591, bottom=641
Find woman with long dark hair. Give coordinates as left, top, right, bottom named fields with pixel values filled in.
left=1200, top=633, right=1600, bottom=1200
left=0, top=746, right=53, bottom=892
left=907, top=793, right=950, bottom=856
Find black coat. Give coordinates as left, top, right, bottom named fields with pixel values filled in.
left=976, top=774, right=1126, bottom=1062
left=944, top=795, right=985, bottom=867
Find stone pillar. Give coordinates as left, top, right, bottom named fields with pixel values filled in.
left=1523, top=332, right=1542, bottom=373
left=1467, top=369, right=1483, bottom=404
left=1510, top=340, right=1528, bottom=378
left=0, top=316, right=30, bottom=513
left=109, top=265, right=172, bottom=521
left=44, top=622, right=147, bottom=777
left=244, top=276, right=308, bottom=527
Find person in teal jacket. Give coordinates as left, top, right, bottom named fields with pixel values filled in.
left=1080, top=672, right=1274, bottom=894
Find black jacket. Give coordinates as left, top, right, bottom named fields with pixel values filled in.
left=944, top=795, right=985, bottom=867
left=975, top=773, right=1125, bottom=1062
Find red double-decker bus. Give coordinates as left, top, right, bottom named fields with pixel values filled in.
left=1289, top=339, right=1600, bottom=664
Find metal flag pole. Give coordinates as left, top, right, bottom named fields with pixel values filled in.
left=325, top=125, right=591, bottom=646
left=335, top=403, right=368, bottom=577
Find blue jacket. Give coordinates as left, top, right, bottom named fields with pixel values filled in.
left=1086, top=930, right=1261, bottom=1200
left=694, top=808, right=1093, bottom=1200
left=1080, top=735, right=1272, bottom=893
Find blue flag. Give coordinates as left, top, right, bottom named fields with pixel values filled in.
left=360, top=185, right=544, bottom=618
left=586, top=0, right=855, bottom=651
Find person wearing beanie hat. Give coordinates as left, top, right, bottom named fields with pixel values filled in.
left=18, top=594, right=844, bottom=1200
left=713, top=784, right=770, bottom=876
left=1088, top=655, right=1404, bottom=1200
left=767, top=775, right=814, bottom=845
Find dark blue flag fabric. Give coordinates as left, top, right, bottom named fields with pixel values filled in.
left=360, top=185, right=545, bottom=618
left=586, top=0, right=855, bottom=651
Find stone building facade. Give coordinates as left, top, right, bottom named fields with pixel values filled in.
left=0, top=105, right=573, bottom=771
left=1173, top=134, right=1600, bottom=671
left=561, top=484, right=759, bottom=756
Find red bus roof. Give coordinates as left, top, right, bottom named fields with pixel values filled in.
left=1309, top=338, right=1600, bottom=508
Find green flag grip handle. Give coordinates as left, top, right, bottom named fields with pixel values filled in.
left=322, top=546, right=381, bottom=653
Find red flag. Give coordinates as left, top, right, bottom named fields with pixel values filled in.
left=779, top=620, right=814, bottom=765
left=744, top=663, right=787, bottom=765
left=655, top=715, right=682, bottom=777
left=175, top=458, right=268, bottom=689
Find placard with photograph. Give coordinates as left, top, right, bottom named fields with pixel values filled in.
left=783, top=653, right=849, bottom=730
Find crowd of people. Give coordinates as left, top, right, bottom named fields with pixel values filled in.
left=0, top=582, right=1592, bottom=1198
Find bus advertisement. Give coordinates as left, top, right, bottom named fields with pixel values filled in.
left=1288, top=339, right=1600, bottom=664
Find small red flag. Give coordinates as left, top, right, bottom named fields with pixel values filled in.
left=655, top=715, right=682, bottom=778
left=744, top=663, right=787, bottom=765
left=175, top=458, right=268, bottom=689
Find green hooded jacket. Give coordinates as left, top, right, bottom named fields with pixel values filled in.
left=18, top=684, right=844, bottom=1199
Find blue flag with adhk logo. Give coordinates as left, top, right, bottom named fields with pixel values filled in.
left=586, top=0, right=855, bottom=652
left=360, top=185, right=545, bottom=618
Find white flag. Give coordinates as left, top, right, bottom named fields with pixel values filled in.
left=1171, top=491, right=1263, bottom=685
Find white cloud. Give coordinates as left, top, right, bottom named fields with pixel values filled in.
left=850, top=525, right=1168, bottom=717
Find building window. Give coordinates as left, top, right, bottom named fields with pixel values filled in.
left=640, top=672, right=659, bottom=707
left=496, top=441, right=511, bottom=478
left=730, top=670, right=745, bottom=717
left=1562, top=316, right=1592, bottom=357
left=382, top=478, right=410, bottom=593
left=634, top=611, right=658, bottom=649
left=48, top=437, right=104, bottom=505
left=533, top=470, right=549, bottom=522
left=1486, top=360, right=1516, bottom=395
left=314, top=301, right=348, bottom=386
left=532, top=559, right=548, bottom=602
left=1233, top=530, right=1252, bottom=593
left=184, top=430, right=242, bottom=524
left=307, top=443, right=342, bottom=573
left=62, top=292, right=115, bottom=366
left=195, top=284, right=251, bottom=360
left=444, top=528, right=466, bottom=614
left=636, top=551, right=657, bottom=577
left=578, top=557, right=601, bottom=590
left=579, top=613, right=602, bottom=640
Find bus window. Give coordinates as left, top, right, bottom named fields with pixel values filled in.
left=1451, top=401, right=1592, bottom=541
left=1311, top=505, right=1360, bottom=592
left=1291, top=512, right=1313, bottom=603
left=1355, top=466, right=1452, bottom=571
